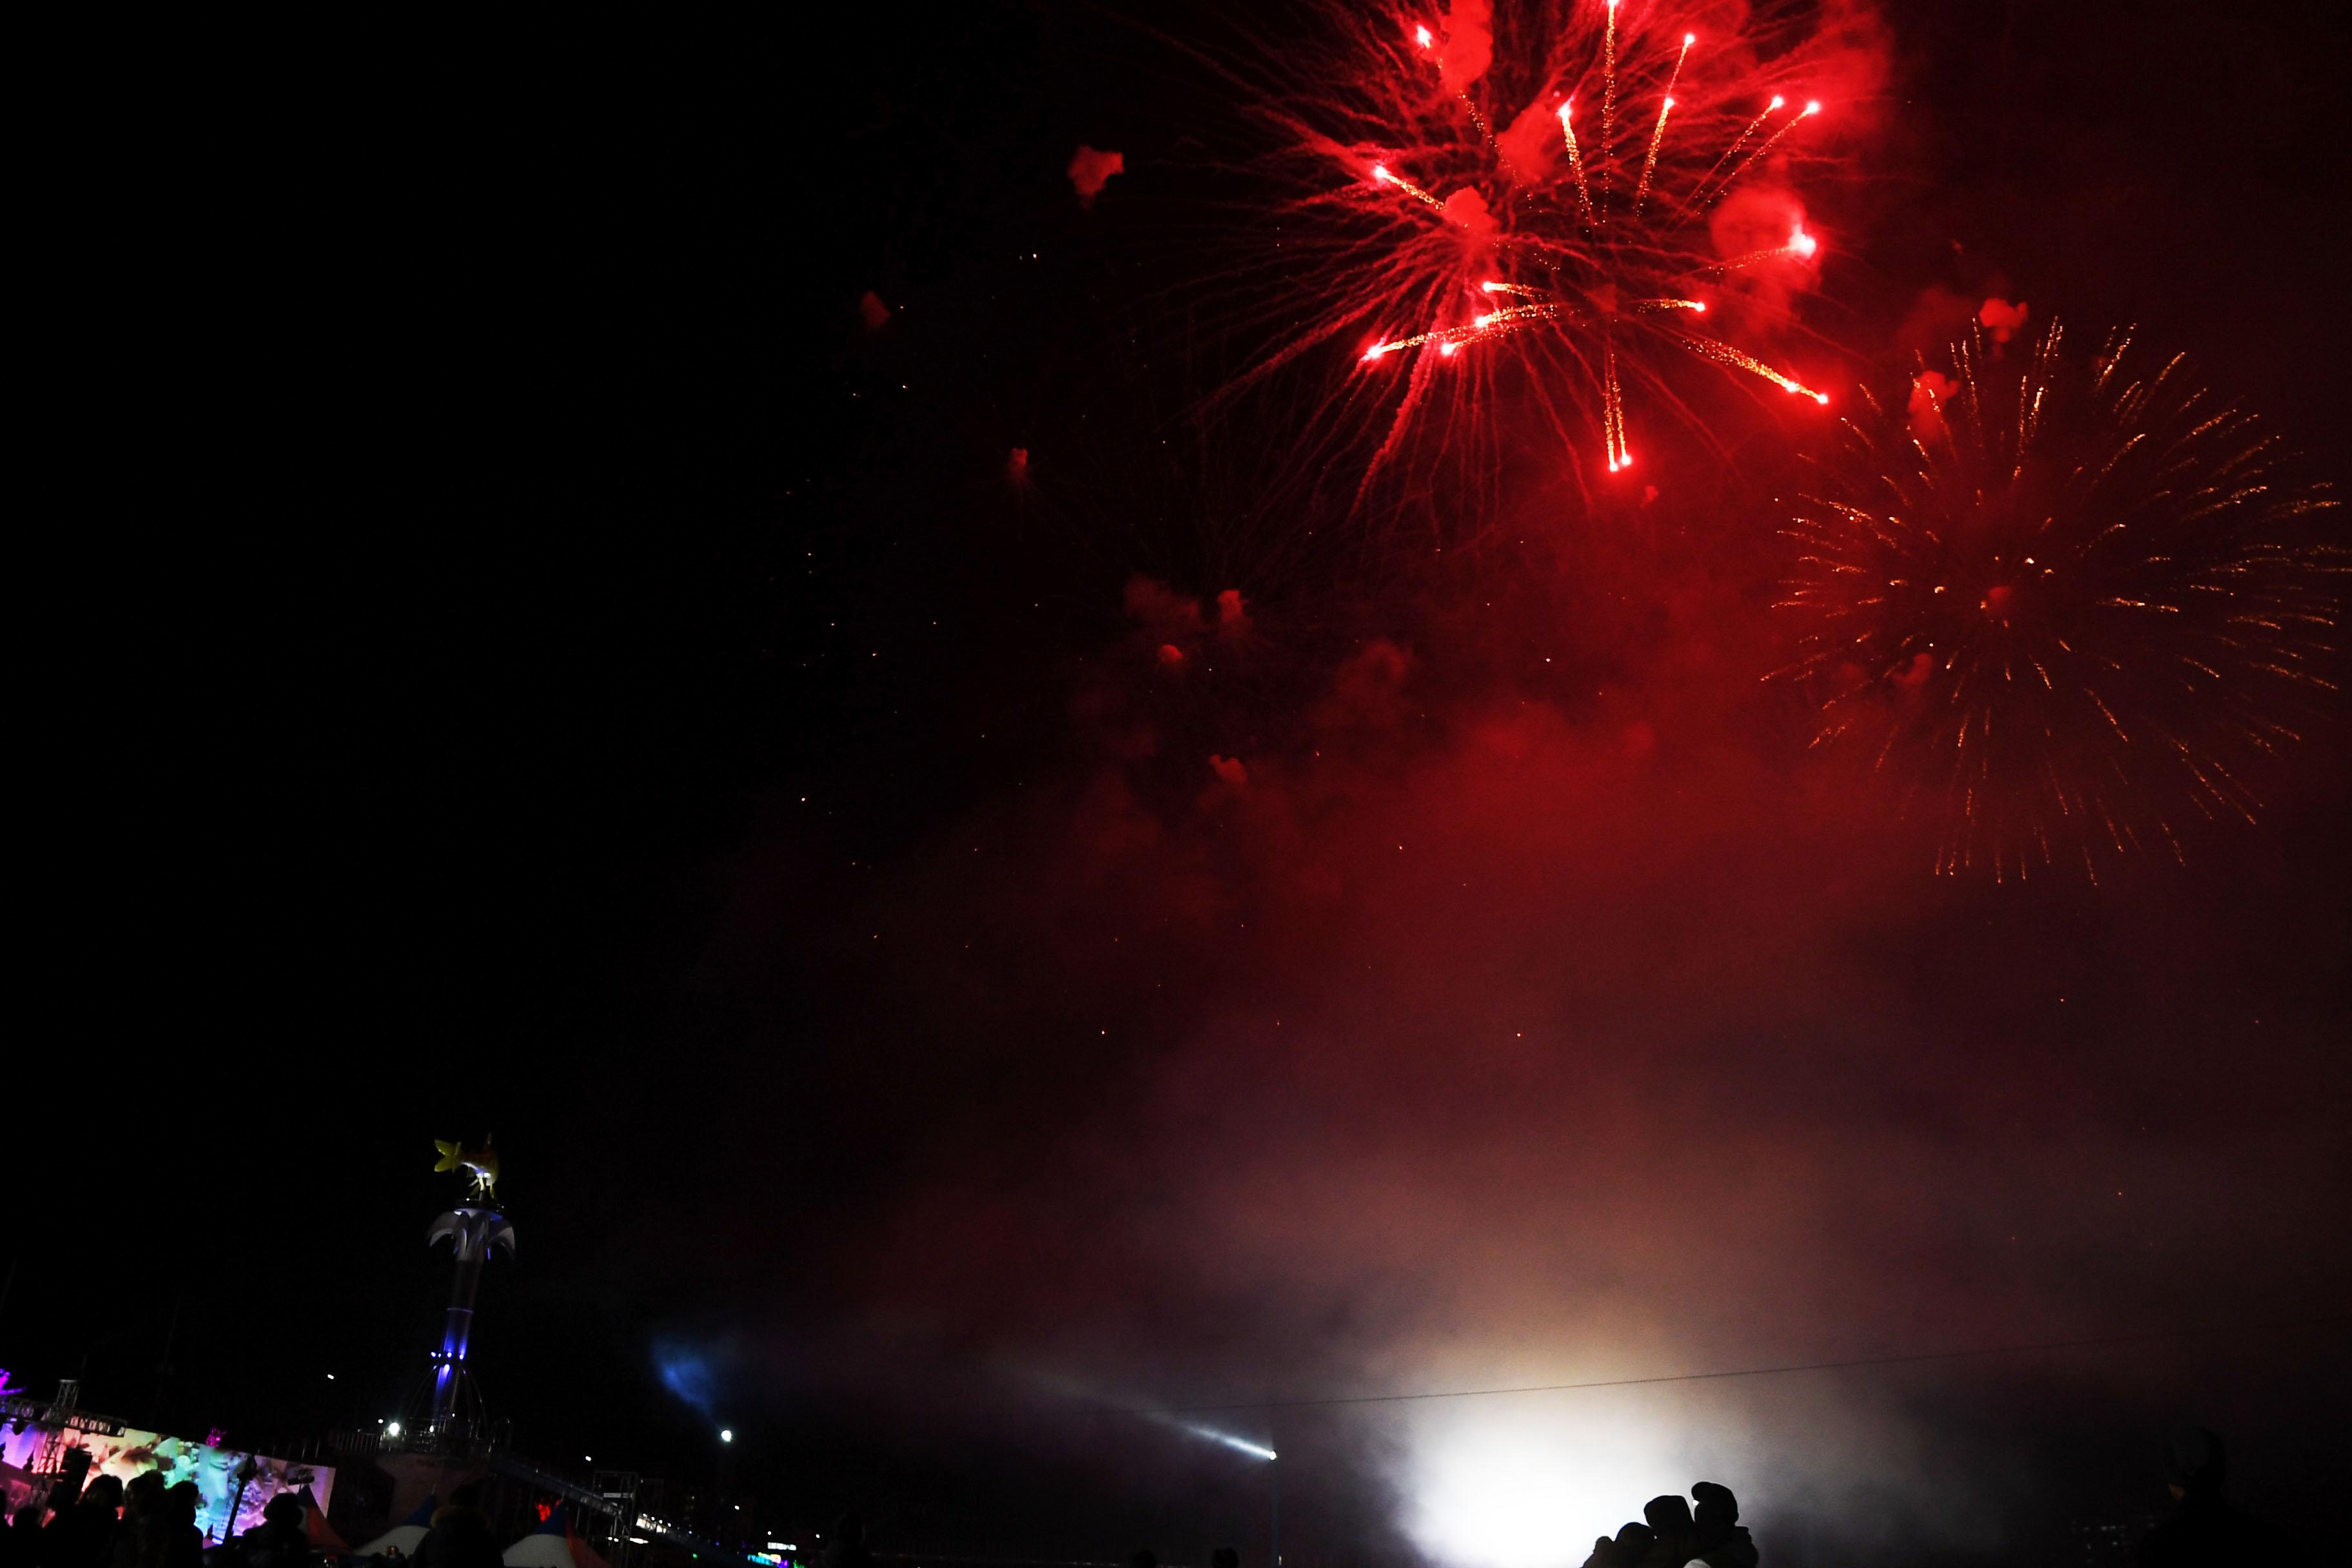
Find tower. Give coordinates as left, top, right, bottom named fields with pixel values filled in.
left=420, top=1138, right=514, bottom=1444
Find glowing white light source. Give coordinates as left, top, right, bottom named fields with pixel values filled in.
left=1400, top=1404, right=1688, bottom=1568
left=385, top=1422, right=402, bottom=1438
left=720, top=1428, right=734, bottom=1443
left=1159, top=1418, right=1277, bottom=1462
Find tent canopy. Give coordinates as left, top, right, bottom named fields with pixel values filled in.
left=353, top=1493, right=438, bottom=1558
left=503, top=1505, right=578, bottom=1568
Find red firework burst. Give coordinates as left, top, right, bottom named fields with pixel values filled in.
left=1199, top=1, right=1854, bottom=492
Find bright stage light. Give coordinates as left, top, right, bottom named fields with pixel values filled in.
left=385, top=1421, right=402, bottom=1438
left=719, top=1428, right=734, bottom=1443
left=1153, top=1415, right=1276, bottom=1461
left=1398, top=1402, right=1694, bottom=1568
left=1197, top=1427, right=1278, bottom=1462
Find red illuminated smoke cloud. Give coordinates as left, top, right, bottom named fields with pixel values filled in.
left=1068, top=145, right=1126, bottom=206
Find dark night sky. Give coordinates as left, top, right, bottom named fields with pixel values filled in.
left=16, top=3, right=2351, bottom=1565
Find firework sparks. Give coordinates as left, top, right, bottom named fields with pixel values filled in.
left=1631, top=33, right=1694, bottom=217
left=1772, top=322, right=2346, bottom=881
left=1313, top=1, right=1839, bottom=478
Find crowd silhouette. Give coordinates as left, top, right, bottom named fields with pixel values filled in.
left=1575, top=1480, right=1754, bottom=1568
left=0, top=1424, right=2299, bottom=1568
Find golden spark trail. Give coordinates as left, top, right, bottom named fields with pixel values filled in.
left=1603, top=340, right=1631, bottom=471
left=1676, top=335, right=1830, bottom=401
left=1707, top=100, right=1821, bottom=210
left=1599, top=0, right=1620, bottom=219
left=1697, top=230, right=1819, bottom=279
left=1371, top=162, right=1446, bottom=215
left=1690, top=96, right=1782, bottom=209
left=1558, top=99, right=1593, bottom=222
left=1460, top=93, right=1493, bottom=144
left=1633, top=33, right=1696, bottom=217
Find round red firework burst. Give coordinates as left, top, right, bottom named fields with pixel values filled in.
left=1197, top=0, right=1856, bottom=496
left=1773, top=321, right=2346, bottom=881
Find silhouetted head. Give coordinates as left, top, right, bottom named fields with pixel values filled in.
left=163, top=1482, right=201, bottom=1525
left=1643, top=1494, right=1693, bottom=1540
left=82, top=1475, right=124, bottom=1511
left=124, top=1471, right=166, bottom=1514
left=10, top=1506, right=43, bottom=1533
left=1691, top=1479, right=1740, bottom=1545
left=450, top=1483, right=485, bottom=1512
left=1611, top=1522, right=1653, bottom=1556
left=2169, top=1426, right=2227, bottom=1498
left=1210, top=1548, right=1239, bottom=1568
left=264, top=1494, right=306, bottom=1527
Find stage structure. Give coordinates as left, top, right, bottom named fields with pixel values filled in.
left=0, top=1382, right=333, bottom=1538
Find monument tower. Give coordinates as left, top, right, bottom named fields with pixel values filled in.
left=420, top=1138, right=514, bottom=1444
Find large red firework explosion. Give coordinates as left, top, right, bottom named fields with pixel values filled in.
left=1205, top=0, right=1856, bottom=494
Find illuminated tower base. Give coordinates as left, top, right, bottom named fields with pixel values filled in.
left=421, top=1202, right=516, bottom=1445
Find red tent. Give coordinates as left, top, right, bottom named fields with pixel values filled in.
left=299, top=1487, right=351, bottom=1553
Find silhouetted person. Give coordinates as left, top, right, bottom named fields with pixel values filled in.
left=3, top=1508, right=46, bottom=1568
left=819, top=1516, right=873, bottom=1568
left=44, top=1474, right=123, bottom=1568
left=1638, top=1496, right=1693, bottom=1567
left=1577, top=1521, right=1654, bottom=1568
left=2135, top=1426, right=2290, bottom=1565
left=235, top=1496, right=311, bottom=1568
left=141, top=1484, right=200, bottom=1568
left=411, top=1486, right=498, bottom=1568
left=107, top=1472, right=166, bottom=1568
left=1209, top=1549, right=1239, bottom=1568
left=1690, top=1482, right=1757, bottom=1568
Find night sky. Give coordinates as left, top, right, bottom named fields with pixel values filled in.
left=16, top=3, right=2351, bottom=1565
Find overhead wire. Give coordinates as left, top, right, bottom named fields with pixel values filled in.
left=1119, top=1315, right=2351, bottom=1416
